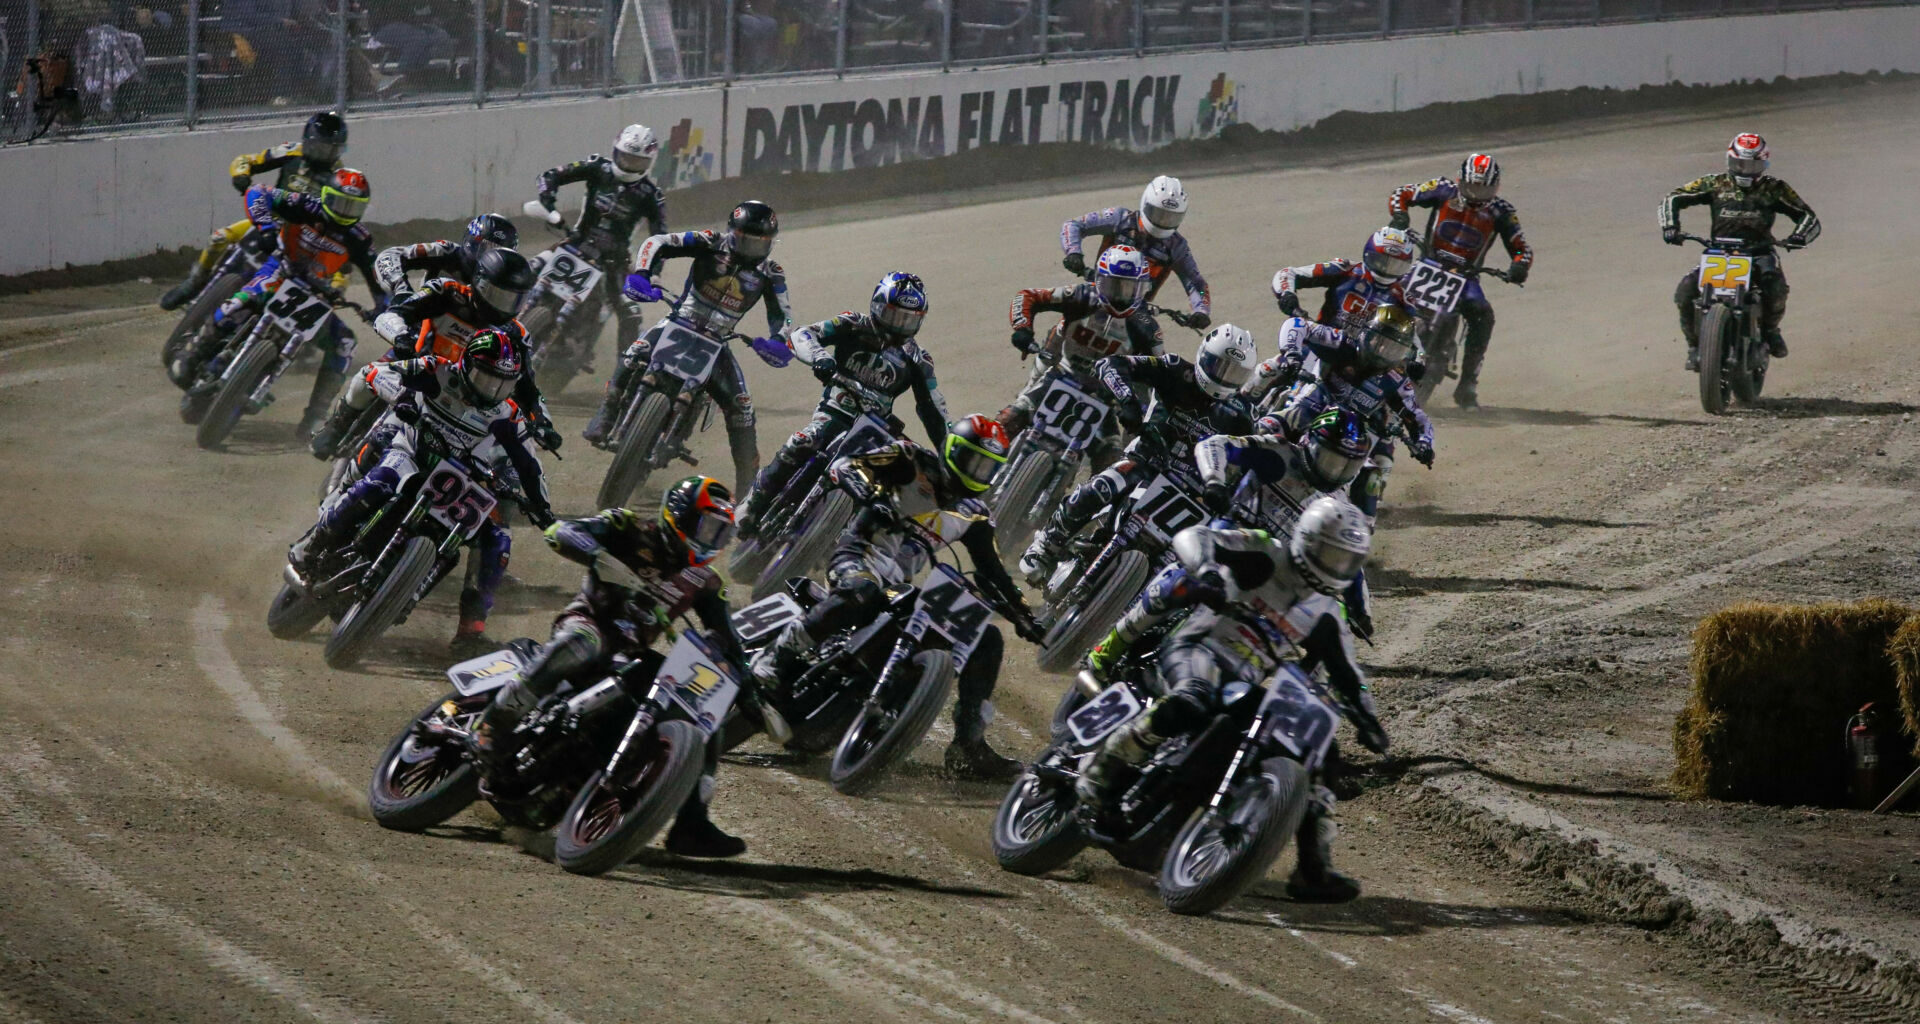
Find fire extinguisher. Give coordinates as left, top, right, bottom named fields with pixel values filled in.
left=1847, top=703, right=1883, bottom=810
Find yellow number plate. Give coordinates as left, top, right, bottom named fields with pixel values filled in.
left=1698, top=254, right=1753, bottom=291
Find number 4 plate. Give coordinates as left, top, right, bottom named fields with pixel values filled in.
left=1065, top=683, right=1144, bottom=747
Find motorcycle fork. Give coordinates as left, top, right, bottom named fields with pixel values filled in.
left=865, top=631, right=922, bottom=716
left=602, top=687, right=665, bottom=783
left=1206, top=710, right=1272, bottom=817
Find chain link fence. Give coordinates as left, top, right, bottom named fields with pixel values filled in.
left=2, top=0, right=1909, bottom=141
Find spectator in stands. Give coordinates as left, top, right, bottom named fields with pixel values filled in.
left=369, top=2, right=453, bottom=79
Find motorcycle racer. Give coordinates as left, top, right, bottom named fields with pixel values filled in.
left=736, top=272, right=951, bottom=538
left=531, top=124, right=670, bottom=348
left=750, top=418, right=1045, bottom=780
left=371, top=213, right=520, bottom=302
left=1387, top=153, right=1534, bottom=408
left=999, top=245, right=1165, bottom=470
left=1077, top=498, right=1388, bottom=903
left=1660, top=132, right=1820, bottom=368
left=1271, top=226, right=1417, bottom=340
left=474, top=477, right=756, bottom=857
left=587, top=200, right=795, bottom=497
left=159, top=110, right=348, bottom=311
left=1060, top=175, right=1211, bottom=324
left=1016, top=325, right=1257, bottom=587
left=170, top=172, right=386, bottom=440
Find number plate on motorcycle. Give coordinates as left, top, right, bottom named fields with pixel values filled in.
left=448, top=647, right=529, bottom=696
left=1698, top=253, right=1752, bottom=293
left=262, top=281, right=334, bottom=343
left=1032, top=374, right=1111, bottom=451
left=536, top=248, right=603, bottom=302
left=651, top=322, right=725, bottom=383
left=1065, top=683, right=1144, bottom=747
left=917, top=565, right=992, bottom=667
left=659, top=633, right=740, bottom=736
left=733, top=593, right=804, bottom=645
left=422, top=461, right=498, bottom=535
left=1131, top=474, right=1209, bottom=543
left=1402, top=260, right=1467, bottom=315
left=832, top=413, right=897, bottom=458
left=1258, top=664, right=1339, bottom=769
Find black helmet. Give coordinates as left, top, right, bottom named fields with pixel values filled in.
left=473, top=248, right=535, bottom=319
left=459, top=328, right=523, bottom=405
left=661, top=476, right=736, bottom=566
left=303, top=110, right=348, bottom=165
left=464, top=213, right=519, bottom=261
left=726, top=200, right=778, bottom=263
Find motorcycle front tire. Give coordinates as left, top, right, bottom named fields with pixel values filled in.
left=829, top=649, right=955, bottom=796
left=1696, top=304, right=1733, bottom=415
left=1037, top=550, right=1150, bottom=675
left=324, top=535, right=438, bottom=669
left=553, top=719, right=706, bottom=876
left=596, top=390, right=672, bottom=509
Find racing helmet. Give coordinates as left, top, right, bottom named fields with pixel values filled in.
left=473, top=248, right=536, bottom=319
left=1727, top=132, right=1769, bottom=188
left=662, top=476, right=736, bottom=566
left=1138, top=175, right=1188, bottom=239
left=1094, top=245, right=1151, bottom=315
left=612, top=123, right=660, bottom=182
left=1195, top=323, right=1256, bottom=400
left=726, top=200, right=779, bottom=263
left=1361, top=226, right=1417, bottom=285
left=464, top=213, right=519, bottom=262
left=1361, top=305, right=1417, bottom=369
left=1458, top=152, right=1500, bottom=205
left=319, top=168, right=371, bottom=226
left=458, top=328, right=522, bottom=405
left=302, top=109, right=348, bottom=165
left=871, top=272, right=928, bottom=340
left=1302, top=409, right=1373, bottom=491
left=1289, top=495, right=1372, bottom=596
left=943, top=414, right=1011, bottom=493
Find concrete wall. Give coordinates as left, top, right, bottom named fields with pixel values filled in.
left=9, top=6, right=1918, bottom=278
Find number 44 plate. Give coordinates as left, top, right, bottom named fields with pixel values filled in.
left=1065, top=683, right=1145, bottom=747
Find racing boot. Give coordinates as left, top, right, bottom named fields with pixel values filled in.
left=581, top=383, right=625, bottom=446
left=1074, top=716, right=1160, bottom=814
left=726, top=425, right=761, bottom=501
left=664, top=788, right=747, bottom=858
left=1683, top=345, right=1701, bottom=373
left=159, top=263, right=212, bottom=311
left=472, top=679, right=542, bottom=777
left=749, top=622, right=815, bottom=693
left=1081, top=626, right=1130, bottom=685
left=449, top=622, right=492, bottom=658
left=946, top=666, right=1021, bottom=782
left=295, top=366, right=348, bottom=442
left=1764, top=329, right=1788, bottom=359
left=307, top=394, right=360, bottom=460
left=1453, top=338, right=1487, bottom=410
left=1679, top=303, right=1701, bottom=372
left=1018, top=528, right=1068, bottom=589
left=1284, top=792, right=1361, bottom=903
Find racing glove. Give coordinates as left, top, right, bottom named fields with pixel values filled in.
left=1062, top=252, right=1087, bottom=278
left=592, top=550, right=644, bottom=593
left=1010, top=607, right=1045, bottom=645
left=522, top=198, right=563, bottom=226
left=1275, top=291, right=1301, bottom=316
left=1010, top=327, right=1036, bottom=355
left=1185, top=311, right=1211, bottom=331
left=1661, top=226, right=1682, bottom=245
left=1190, top=564, right=1238, bottom=607
left=525, top=502, right=557, bottom=531
left=532, top=419, right=564, bottom=452
left=1405, top=359, right=1426, bottom=382
left=231, top=173, right=253, bottom=193
left=1506, top=260, right=1530, bottom=285
left=749, top=335, right=793, bottom=368
left=1388, top=212, right=1410, bottom=231
left=811, top=354, right=839, bottom=384
left=622, top=272, right=663, bottom=303
left=1412, top=444, right=1435, bottom=468
left=1784, top=232, right=1809, bottom=248
left=373, top=310, right=410, bottom=345
left=1202, top=481, right=1234, bottom=517
left=1115, top=399, right=1146, bottom=431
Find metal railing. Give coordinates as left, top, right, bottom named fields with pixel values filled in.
left=1, top=0, right=1908, bottom=142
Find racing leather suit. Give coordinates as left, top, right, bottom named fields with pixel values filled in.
left=1387, top=177, right=1533, bottom=397
left=1659, top=173, right=1819, bottom=349
left=534, top=156, right=669, bottom=344
left=484, top=509, right=749, bottom=839
left=1002, top=283, right=1164, bottom=470
left=740, top=311, right=951, bottom=532
left=373, top=239, right=480, bottom=302
left=1060, top=207, right=1212, bottom=318
left=598, top=229, right=796, bottom=495
left=1271, top=258, right=1405, bottom=340
left=201, top=143, right=340, bottom=273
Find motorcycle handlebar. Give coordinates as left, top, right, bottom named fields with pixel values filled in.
left=1675, top=232, right=1804, bottom=253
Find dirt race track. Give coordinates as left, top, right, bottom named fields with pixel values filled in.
left=6, top=82, right=1920, bottom=1023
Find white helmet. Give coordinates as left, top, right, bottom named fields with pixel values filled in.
left=1195, top=323, right=1255, bottom=399
left=1139, top=175, right=1187, bottom=239
left=611, top=124, right=660, bottom=182
left=1290, top=496, right=1372, bottom=596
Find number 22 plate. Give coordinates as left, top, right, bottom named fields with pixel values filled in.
left=1698, top=253, right=1752, bottom=292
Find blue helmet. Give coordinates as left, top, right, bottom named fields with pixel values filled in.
left=871, top=271, right=928, bottom=339
left=465, top=213, right=519, bottom=261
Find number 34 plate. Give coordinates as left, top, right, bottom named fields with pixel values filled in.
left=1065, top=683, right=1145, bottom=747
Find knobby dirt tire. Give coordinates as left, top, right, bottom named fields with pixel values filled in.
left=990, top=762, right=1088, bottom=875
left=196, top=339, right=277, bottom=449
left=265, top=580, right=331, bottom=640
left=163, top=270, right=244, bottom=368
left=596, top=391, right=671, bottom=510
left=553, top=719, right=706, bottom=876
left=829, top=650, right=955, bottom=796
left=367, top=692, right=482, bottom=831
left=1697, top=304, right=1732, bottom=416
left=324, top=535, right=437, bottom=669
left=989, top=452, right=1056, bottom=558
left=753, top=491, right=853, bottom=600
left=1037, top=550, right=1149, bottom=675
left=1159, top=755, right=1310, bottom=916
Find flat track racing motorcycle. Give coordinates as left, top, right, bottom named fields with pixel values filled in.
left=1675, top=232, right=1800, bottom=415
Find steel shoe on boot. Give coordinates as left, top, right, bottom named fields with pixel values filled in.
left=945, top=739, right=1022, bottom=781
left=159, top=265, right=212, bottom=311
left=1018, top=531, right=1065, bottom=588
left=1452, top=381, right=1479, bottom=410
left=582, top=390, right=623, bottom=446
left=1684, top=346, right=1701, bottom=372
left=449, top=625, right=493, bottom=658
left=664, top=801, right=747, bottom=858
left=1285, top=798, right=1361, bottom=903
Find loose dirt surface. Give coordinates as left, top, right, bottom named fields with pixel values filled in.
left=6, top=83, right=1920, bottom=1023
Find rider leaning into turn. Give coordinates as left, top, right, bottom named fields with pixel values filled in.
left=737, top=271, right=951, bottom=539
left=1387, top=152, right=1534, bottom=409
left=160, top=109, right=349, bottom=311
left=531, top=124, right=670, bottom=351
left=1659, top=132, right=1820, bottom=370
left=1272, top=225, right=1418, bottom=340
left=1059, top=175, right=1212, bottom=327
left=750, top=418, right=1045, bottom=781
left=372, top=212, right=519, bottom=303
left=1078, top=498, right=1390, bottom=903
left=1195, top=407, right=1376, bottom=533
left=1016, top=324, right=1258, bottom=587
left=587, top=200, right=796, bottom=497
left=478, top=477, right=760, bottom=858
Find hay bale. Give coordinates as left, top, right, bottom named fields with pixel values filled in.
left=1885, top=616, right=1920, bottom=759
left=1673, top=600, right=1912, bottom=806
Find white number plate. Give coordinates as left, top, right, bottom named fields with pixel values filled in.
left=650, top=322, right=725, bottom=384
left=261, top=280, right=334, bottom=344
left=1033, top=373, right=1110, bottom=451
left=421, top=461, right=498, bottom=537
left=832, top=413, right=896, bottom=458
left=733, top=593, right=804, bottom=645
left=1065, top=682, right=1145, bottom=747
left=916, top=565, right=993, bottom=668
left=536, top=248, right=603, bottom=303
left=1402, top=260, right=1468, bottom=315
left=1258, top=664, right=1339, bottom=769
left=659, top=632, right=740, bottom=737
left=1130, top=474, right=1209, bottom=543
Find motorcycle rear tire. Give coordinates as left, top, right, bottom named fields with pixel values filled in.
left=989, top=451, right=1056, bottom=559
left=753, top=491, right=853, bottom=600
left=196, top=338, right=277, bottom=450
left=163, top=270, right=245, bottom=369
left=1696, top=304, right=1732, bottom=416
left=367, top=691, right=483, bottom=831
left=1037, top=550, right=1150, bottom=675
left=990, top=762, right=1088, bottom=875
left=266, top=580, right=331, bottom=639
left=1159, top=755, right=1310, bottom=916
left=596, top=391, right=671, bottom=509
left=829, top=649, right=955, bottom=796
left=553, top=719, right=706, bottom=876
left=324, top=535, right=437, bottom=669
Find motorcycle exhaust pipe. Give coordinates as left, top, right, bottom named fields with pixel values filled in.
left=1076, top=669, right=1106, bottom=699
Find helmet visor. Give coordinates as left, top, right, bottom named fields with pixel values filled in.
left=1097, top=274, right=1148, bottom=311
left=1307, top=443, right=1366, bottom=488
left=1305, top=542, right=1368, bottom=584
left=613, top=147, right=655, bottom=176
left=469, top=363, right=517, bottom=403
left=1143, top=203, right=1184, bottom=231
left=303, top=139, right=342, bottom=164
left=874, top=303, right=925, bottom=336
left=1197, top=347, right=1253, bottom=393
left=1362, top=248, right=1413, bottom=282
left=321, top=186, right=369, bottom=224
left=1365, top=328, right=1415, bottom=367
left=945, top=437, right=1006, bottom=492
left=474, top=278, right=527, bottom=315
left=731, top=230, right=774, bottom=261
left=1458, top=178, right=1498, bottom=204
left=687, top=509, right=735, bottom=553
left=1728, top=155, right=1767, bottom=181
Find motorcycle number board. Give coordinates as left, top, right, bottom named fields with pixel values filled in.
left=1033, top=374, right=1111, bottom=450
left=1131, top=474, right=1209, bottom=543
left=1259, top=664, right=1339, bottom=769
left=262, top=281, right=334, bottom=343
left=734, top=593, right=804, bottom=645
left=833, top=413, right=897, bottom=458
left=1065, top=683, right=1145, bottom=747
left=422, top=461, right=498, bottom=536
left=1698, top=253, right=1752, bottom=293
left=1402, top=260, right=1467, bottom=315
left=447, top=647, right=529, bottom=696
left=652, top=322, right=725, bottom=383
left=660, top=633, right=740, bottom=736
left=917, top=565, right=992, bottom=668
left=538, top=249, right=603, bottom=302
